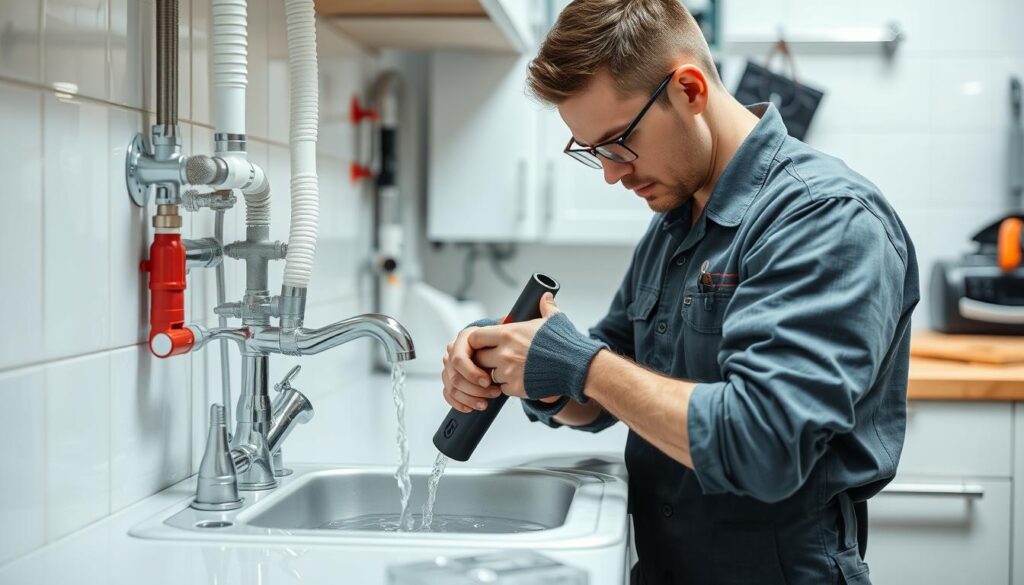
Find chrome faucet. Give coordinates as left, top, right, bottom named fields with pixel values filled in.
left=189, top=309, right=415, bottom=506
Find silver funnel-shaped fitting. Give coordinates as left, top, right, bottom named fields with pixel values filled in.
left=191, top=404, right=244, bottom=511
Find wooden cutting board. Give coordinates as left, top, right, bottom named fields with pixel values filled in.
left=911, top=331, right=1024, bottom=364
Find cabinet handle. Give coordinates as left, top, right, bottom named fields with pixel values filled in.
left=543, top=158, right=554, bottom=227
left=879, top=482, right=985, bottom=499
left=515, top=157, right=527, bottom=223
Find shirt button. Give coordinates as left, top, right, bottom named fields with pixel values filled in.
left=674, top=256, right=686, bottom=266
left=656, top=321, right=667, bottom=334
left=660, top=503, right=673, bottom=517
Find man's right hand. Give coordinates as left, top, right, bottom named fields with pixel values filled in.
left=442, top=326, right=504, bottom=414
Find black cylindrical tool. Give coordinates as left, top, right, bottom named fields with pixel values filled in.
left=432, top=273, right=560, bottom=462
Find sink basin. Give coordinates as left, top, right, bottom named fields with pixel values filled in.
left=130, top=464, right=628, bottom=550
left=246, top=468, right=574, bottom=533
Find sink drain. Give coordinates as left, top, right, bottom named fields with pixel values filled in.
left=195, top=520, right=233, bottom=529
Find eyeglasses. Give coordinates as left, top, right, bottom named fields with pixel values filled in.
left=563, top=71, right=674, bottom=169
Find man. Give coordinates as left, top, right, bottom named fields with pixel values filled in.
left=440, top=1, right=919, bottom=583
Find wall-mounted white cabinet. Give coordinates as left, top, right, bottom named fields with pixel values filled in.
left=317, top=0, right=538, bottom=53
left=427, top=51, right=543, bottom=243
left=427, top=52, right=654, bottom=245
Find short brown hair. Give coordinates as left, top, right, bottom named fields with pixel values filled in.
left=527, top=0, right=721, bottom=105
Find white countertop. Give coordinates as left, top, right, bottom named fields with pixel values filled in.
left=0, top=371, right=631, bottom=585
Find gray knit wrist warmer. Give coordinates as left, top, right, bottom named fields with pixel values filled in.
left=523, top=312, right=607, bottom=403
left=521, top=395, right=571, bottom=428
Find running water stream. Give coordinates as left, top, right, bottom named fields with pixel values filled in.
left=391, top=363, right=415, bottom=531
left=419, top=451, right=449, bottom=531
left=317, top=370, right=544, bottom=534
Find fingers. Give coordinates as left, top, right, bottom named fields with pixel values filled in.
left=451, top=330, right=491, bottom=387
left=466, top=325, right=504, bottom=351
left=472, top=347, right=500, bottom=369
left=538, top=291, right=560, bottom=318
left=443, top=371, right=502, bottom=413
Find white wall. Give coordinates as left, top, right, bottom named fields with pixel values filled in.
left=0, top=0, right=378, bottom=566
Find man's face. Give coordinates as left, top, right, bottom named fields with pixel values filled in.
left=558, top=70, right=712, bottom=213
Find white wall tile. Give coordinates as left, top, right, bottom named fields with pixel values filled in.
left=109, top=345, right=191, bottom=511
left=247, top=0, right=269, bottom=139
left=266, top=0, right=289, bottom=144
left=0, top=367, right=46, bottom=565
left=927, top=131, right=1010, bottom=211
left=928, top=0, right=1021, bottom=58
left=43, top=0, right=109, bottom=102
left=109, top=0, right=147, bottom=110
left=0, top=0, right=42, bottom=83
left=45, top=353, right=110, bottom=540
left=190, top=0, right=211, bottom=126
left=43, top=94, right=111, bottom=360
left=267, top=144, right=291, bottom=243
left=0, top=83, right=44, bottom=371
left=928, top=57, right=1005, bottom=132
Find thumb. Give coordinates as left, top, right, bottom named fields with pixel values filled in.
left=539, top=292, right=560, bottom=318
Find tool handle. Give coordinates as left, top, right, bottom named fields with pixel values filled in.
left=432, top=274, right=560, bottom=461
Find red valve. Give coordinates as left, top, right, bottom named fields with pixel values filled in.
left=350, top=162, right=374, bottom=184
left=350, top=96, right=378, bottom=124
left=141, top=233, right=194, bottom=358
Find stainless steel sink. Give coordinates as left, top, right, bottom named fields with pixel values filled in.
left=245, top=467, right=575, bottom=532
left=130, top=464, right=628, bottom=550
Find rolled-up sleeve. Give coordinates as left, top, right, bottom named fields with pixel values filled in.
left=687, top=196, right=906, bottom=502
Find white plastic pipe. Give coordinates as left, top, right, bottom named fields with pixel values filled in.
left=212, top=0, right=270, bottom=229
left=282, top=0, right=320, bottom=289
left=212, top=0, right=247, bottom=138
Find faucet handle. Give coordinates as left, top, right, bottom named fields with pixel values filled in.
left=275, top=365, right=302, bottom=393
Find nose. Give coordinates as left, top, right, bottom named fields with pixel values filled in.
left=601, top=159, right=632, bottom=186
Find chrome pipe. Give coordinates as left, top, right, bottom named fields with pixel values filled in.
left=214, top=210, right=232, bottom=435
left=230, top=354, right=276, bottom=490
left=155, top=0, right=178, bottom=133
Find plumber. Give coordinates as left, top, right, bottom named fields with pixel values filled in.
left=440, top=1, right=919, bottom=584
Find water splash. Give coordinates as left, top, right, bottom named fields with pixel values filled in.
left=419, top=452, right=449, bottom=531
left=390, top=363, right=414, bottom=532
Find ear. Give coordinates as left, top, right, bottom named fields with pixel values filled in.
left=667, top=64, right=710, bottom=116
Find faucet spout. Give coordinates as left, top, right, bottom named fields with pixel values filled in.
left=250, top=313, right=416, bottom=362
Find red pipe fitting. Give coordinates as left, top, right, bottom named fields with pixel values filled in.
left=140, top=233, right=194, bottom=358
left=350, top=162, right=374, bottom=184
left=350, top=96, right=378, bottom=124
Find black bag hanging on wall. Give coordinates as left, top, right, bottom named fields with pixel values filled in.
left=733, top=40, right=824, bottom=140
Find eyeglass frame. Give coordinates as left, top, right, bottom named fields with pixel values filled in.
left=563, top=70, right=675, bottom=169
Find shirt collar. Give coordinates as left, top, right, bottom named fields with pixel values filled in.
left=662, top=102, right=787, bottom=230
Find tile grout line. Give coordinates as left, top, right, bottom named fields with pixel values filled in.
left=0, top=75, right=354, bottom=162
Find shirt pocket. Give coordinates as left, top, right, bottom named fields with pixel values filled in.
left=627, top=287, right=660, bottom=364
left=683, top=290, right=734, bottom=334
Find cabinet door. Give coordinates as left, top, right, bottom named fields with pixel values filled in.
left=1014, top=403, right=1024, bottom=585
left=427, top=51, right=541, bottom=242
left=866, top=478, right=1011, bottom=585
left=539, top=108, right=653, bottom=245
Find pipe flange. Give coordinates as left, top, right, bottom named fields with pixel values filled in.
left=125, top=133, right=150, bottom=207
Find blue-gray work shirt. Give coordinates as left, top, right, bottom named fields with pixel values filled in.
left=527, top=103, right=920, bottom=584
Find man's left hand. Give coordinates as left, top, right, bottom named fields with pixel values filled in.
left=464, top=292, right=561, bottom=399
